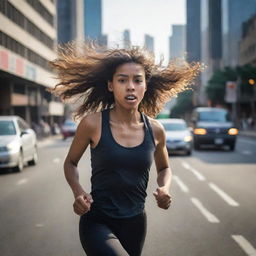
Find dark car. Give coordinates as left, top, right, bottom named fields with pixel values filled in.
left=61, top=119, right=77, bottom=140
left=191, top=107, right=238, bottom=151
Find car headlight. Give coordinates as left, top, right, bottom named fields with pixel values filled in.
left=7, top=140, right=20, bottom=151
left=228, top=128, right=238, bottom=135
left=194, top=128, right=207, bottom=135
left=184, top=135, right=192, bottom=142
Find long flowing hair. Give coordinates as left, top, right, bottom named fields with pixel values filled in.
left=49, top=42, right=202, bottom=119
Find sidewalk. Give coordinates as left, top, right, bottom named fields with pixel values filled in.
left=239, top=129, right=256, bottom=139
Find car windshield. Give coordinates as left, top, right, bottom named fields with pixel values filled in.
left=199, top=111, right=230, bottom=122
left=162, top=122, right=187, bottom=131
left=0, top=120, right=16, bottom=135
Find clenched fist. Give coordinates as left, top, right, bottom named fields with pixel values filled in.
left=73, top=193, right=93, bottom=216
left=153, top=187, right=172, bottom=210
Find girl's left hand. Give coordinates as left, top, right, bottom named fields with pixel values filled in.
left=153, top=187, right=172, bottom=210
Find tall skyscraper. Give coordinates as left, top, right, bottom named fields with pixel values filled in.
left=221, top=0, right=256, bottom=67
left=123, top=30, right=131, bottom=49
left=84, top=0, right=102, bottom=41
left=169, top=25, right=186, bottom=59
left=57, top=0, right=84, bottom=44
left=200, top=0, right=222, bottom=104
left=186, top=0, right=201, bottom=63
left=144, top=34, right=154, bottom=54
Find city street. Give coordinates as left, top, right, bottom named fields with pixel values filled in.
left=0, top=136, right=256, bottom=256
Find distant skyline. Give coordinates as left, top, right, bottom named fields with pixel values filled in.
left=102, top=0, right=186, bottom=64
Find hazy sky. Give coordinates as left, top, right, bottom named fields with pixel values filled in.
left=102, top=0, right=186, bottom=63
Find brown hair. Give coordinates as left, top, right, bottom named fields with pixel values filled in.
left=49, top=42, right=201, bottom=119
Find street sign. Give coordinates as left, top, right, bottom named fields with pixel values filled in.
left=225, top=81, right=237, bottom=103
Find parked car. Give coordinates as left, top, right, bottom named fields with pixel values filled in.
left=191, top=107, right=238, bottom=150
left=159, top=118, right=193, bottom=155
left=0, top=116, right=38, bottom=172
left=61, top=119, right=77, bottom=140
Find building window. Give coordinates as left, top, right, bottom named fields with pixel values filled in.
left=0, top=1, right=54, bottom=50
left=0, top=31, right=51, bottom=72
left=26, top=0, right=54, bottom=26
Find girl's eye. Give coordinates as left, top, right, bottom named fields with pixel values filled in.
left=118, top=79, right=126, bottom=83
left=135, top=79, right=143, bottom=83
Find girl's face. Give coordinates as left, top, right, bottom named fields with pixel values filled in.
left=108, top=62, right=147, bottom=110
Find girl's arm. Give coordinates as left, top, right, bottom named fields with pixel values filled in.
left=152, top=120, right=172, bottom=209
left=64, top=114, right=98, bottom=215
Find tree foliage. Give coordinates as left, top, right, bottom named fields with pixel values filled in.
left=170, top=90, right=193, bottom=118
left=206, top=65, right=256, bottom=105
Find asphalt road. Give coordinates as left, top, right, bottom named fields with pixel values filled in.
left=0, top=136, right=255, bottom=256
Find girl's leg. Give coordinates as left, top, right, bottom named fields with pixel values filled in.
left=79, top=214, right=129, bottom=256
left=111, top=211, right=147, bottom=256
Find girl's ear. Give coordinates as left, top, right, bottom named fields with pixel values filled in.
left=108, top=81, right=113, bottom=92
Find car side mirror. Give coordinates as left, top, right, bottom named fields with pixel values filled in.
left=20, top=130, right=29, bottom=137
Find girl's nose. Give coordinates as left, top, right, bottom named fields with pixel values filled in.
left=127, top=81, right=135, bottom=90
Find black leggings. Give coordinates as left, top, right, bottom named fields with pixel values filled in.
left=79, top=210, right=147, bottom=256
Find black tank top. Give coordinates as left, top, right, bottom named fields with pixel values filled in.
left=90, top=109, right=156, bottom=218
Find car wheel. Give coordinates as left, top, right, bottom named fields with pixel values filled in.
left=13, top=151, right=24, bottom=172
left=28, top=147, right=38, bottom=166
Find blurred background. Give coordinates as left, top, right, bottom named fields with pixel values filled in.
left=0, top=1, right=256, bottom=256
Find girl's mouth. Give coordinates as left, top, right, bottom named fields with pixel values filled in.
left=125, top=95, right=137, bottom=101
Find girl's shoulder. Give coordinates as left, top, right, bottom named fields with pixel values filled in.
left=146, top=116, right=166, bottom=142
left=79, top=111, right=102, bottom=131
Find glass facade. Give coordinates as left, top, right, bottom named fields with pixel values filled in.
left=84, top=0, right=102, bottom=41
left=222, top=0, right=256, bottom=67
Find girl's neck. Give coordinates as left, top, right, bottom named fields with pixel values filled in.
left=110, top=107, right=141, bottom=125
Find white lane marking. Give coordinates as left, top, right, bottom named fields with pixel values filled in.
left=209, top=183, right=239, bottom=207
left=16, top=179, right=28, bottom=185
left=173, top=175, right=189, bottom=193
left=181, top=161, right=206, bottom=181
left=191, top=197, right=220, bottom=223
left=35, top=223, right=45, bottom=228
left=241, top=150, right=253, bottom=155
left=53, top=158, right=61, bottom=163
left=232, top=235, right=256, bottom=256
left=238, top=138, right=256, bottom=146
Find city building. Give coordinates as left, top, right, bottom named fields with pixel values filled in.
left=144, top=34, right=154, bottom=54
left=221, top=0, right=256, bottom=68
left=57, top=0, right=84, bottom=44
left=186, top=0, right=201, bottom=63
left=84, top=0, right=101, bottom=41
left=239, top=14, right=256, bottom=66
left=0, top=0, right=64, bottom=128
left=200, top=0, right=222, bottom=105
left=169, top=24, right=186, bottom=59
left=186, top=0, right=201, bottom=106
left=123, top=29, right=131, bottom=49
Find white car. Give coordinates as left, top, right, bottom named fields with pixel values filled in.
left=159, top=118, right=193, bottom=155
left=0, top=116, right=38, bottom=172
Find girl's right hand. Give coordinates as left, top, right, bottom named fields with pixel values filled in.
left=73, top=193, right=93, bottom=216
